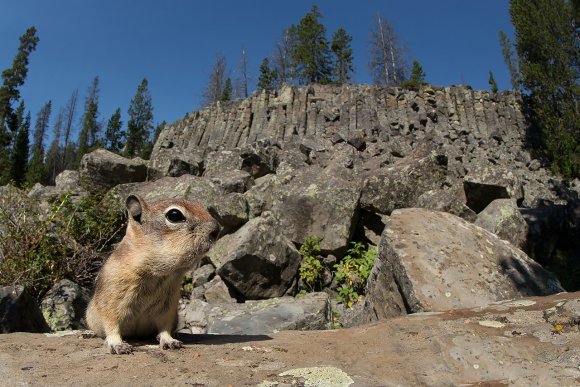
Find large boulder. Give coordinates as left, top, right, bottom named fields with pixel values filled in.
left=360, top=149, right=448, bottom=215
left=0, top=286, right=50, bottom=333
left=363, top=208, right=564, bottom=322
left=463, top=166, right=524, bottom=213
left=179, top=292, right=331, bottom=335
left=79, top=149, right=149, bottom=192
left=475, top=199, right=528, bottom=250
left=40, top=279, right=90, bottom=331
left=205, top=213, right=301, bottom=300
left=271, top=166, right=361, bottom=253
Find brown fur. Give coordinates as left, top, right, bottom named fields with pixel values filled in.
left=86, top=194, right=218, bottom=354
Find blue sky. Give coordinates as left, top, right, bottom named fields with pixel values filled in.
left=0, top=0, right=514, bottom=141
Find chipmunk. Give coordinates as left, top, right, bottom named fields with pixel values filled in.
left=86, top=194, right=219, bottom=354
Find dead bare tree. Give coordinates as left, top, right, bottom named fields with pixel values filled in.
left=202, top=54, right=227, bottom=107
left=368, top=15, right=408, bottom=86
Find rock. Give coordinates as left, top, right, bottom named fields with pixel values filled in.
left=271, top=166, right=361, bottom=253
left=203, top=149, right=243, bottom=178
left=363, top=208, right=564, bottom=322
left=40, top=279, right=90, bottom=331
left=79, top=149, right=149, bottom=193
left=239, top=141, right=279, bottom=178
left=206, top=213, right=301, bottom=299
left=165, top=153, right=204, bottom=177
left=210, top=169, right=253, bottom=193
left=416, top=186, right=477, bottom=222
left=0, top=286, right=50, bottom=333
left=463, top=166, right=523, bottom=213
left=475, top=199, right=528, bottom=249
left=203, top=276, right=237, bottom=304
left=208, top=192, right=249, bottom=234
left=191, top=264, right=215, bottom=288
left=54, top=170, right=81, bottom=192
left=179, top=292, right=332, bottom=335
left=360, top=149, right=448, bottom=215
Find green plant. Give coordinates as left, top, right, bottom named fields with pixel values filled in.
left=0, top=188, right=125, bottom=300
left=334, top=242, right=377, bottom=308
left=298, top=235, right=324, bottom=293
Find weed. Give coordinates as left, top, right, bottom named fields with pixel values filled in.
left=298, top=235, right=324, bottom=293
left=335, top=242, right=377, bottom=308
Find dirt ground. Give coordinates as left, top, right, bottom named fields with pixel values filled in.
left=0, top=292, right=578, bottom=386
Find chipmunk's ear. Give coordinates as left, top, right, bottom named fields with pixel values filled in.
left=126, top=194, right=145, bottom=224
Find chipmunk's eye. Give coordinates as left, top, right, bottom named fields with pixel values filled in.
left=165, top=209, right=186, bottom=223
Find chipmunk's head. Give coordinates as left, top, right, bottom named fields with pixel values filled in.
left=124, top=194, right=219, bottom=273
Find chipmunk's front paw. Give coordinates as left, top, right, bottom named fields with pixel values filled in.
left=157, top=333, right=183, bottom=350
left=105, top=337, right=133, bottom=355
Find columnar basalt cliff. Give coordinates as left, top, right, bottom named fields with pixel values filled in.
left=151, top=84, right=528, bottom=176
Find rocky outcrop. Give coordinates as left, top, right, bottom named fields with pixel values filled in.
left=363, top=208, right=564, bottom=322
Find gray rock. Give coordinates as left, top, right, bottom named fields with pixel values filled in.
left=191, top=264, right=215, bottom=288
left=360, top=148, right=448, bottom=215
left=40, top=279, right=90, bottom=331
left=363, top=208, right=564, bottom=322
left=203, top=149, right=243, bottom=178
left=416, top=186, right=477, bottom=222
left=55, top=170, right=81, bottom=192
left=208, top=192, right=249, bottom=234
left=165, top=153, right=204, bottom=177
left=463, top=166, right=523, bottom=213
left=79, top=149, right=149, bottom=193
left=271, top=166, right=361, bottom=254
left=179, top=292, right=332, bottom=335
left=203, top=276, right=237, bottom=304
left=0, top=286, right=50, bottom=333
left=210, top=169, right=253, bottom=193
left=475, top=199, right=528, bottom=249
left=206, top=213, right=301, bottom=299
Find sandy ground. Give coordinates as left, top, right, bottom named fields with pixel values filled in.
left=0, top=292, right=578, bottom=386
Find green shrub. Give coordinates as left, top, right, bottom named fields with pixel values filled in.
left=298, top=235, right=324, bottom=293
left=0, top=189, right=125, bottom=300
left=334, top=242, right=377, bottom=308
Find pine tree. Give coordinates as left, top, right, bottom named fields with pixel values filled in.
left=291, top=5, right=332, bottom=84
left=510, top=0, right=579, bottom=178
left=499, top=30, right=521, bottom=91
left=104, top=108, right=124, bottom=153
left=257, top=57, right=278, bottom=92
left=401, top=60, right=426, bottom=89
left=9, top=102, right=29, bottom=187
left=331, top=27, right=354, bottom=85
left=488, top=71, right=499, bottom=93
left=0, top=27, right=39, bottom=185
left=235, top=48, right=249, bottom=99
left=77, top=76, right=100, bottom=164
left=220, top=78, right=232, bottom=102
left=125, top=78, right=153, bottom=158
left=26, top=100, right=51, bottom=185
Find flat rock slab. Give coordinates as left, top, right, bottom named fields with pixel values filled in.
left=363, top=208, right=564, bottom=321
left=0, top=292, right=577, bottom=386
